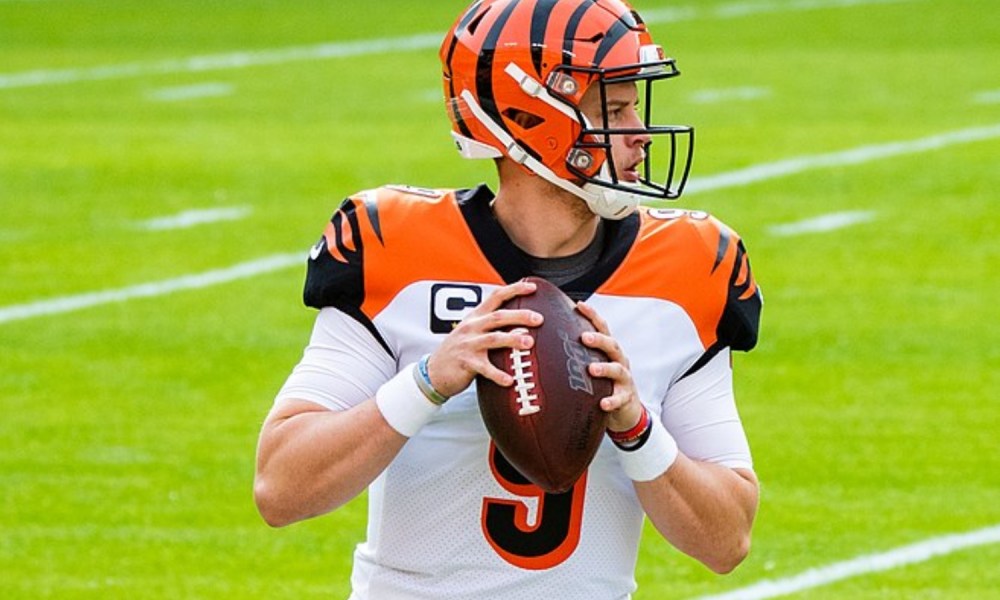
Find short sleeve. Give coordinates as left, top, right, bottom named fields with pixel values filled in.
left=275, top=307, right=396, bottom=411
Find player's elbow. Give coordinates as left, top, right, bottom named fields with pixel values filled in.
left=704, top=534, right=751, bottom=575
left=253, top=478, right=297, bottom=528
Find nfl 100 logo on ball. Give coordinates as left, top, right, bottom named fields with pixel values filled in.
left=476, top=277, right=612, bottom=493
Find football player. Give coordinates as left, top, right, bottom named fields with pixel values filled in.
left=254, top=1, right=763, bottom=598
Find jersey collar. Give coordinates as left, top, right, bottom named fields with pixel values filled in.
left=456, top=184, right=639, bottom=300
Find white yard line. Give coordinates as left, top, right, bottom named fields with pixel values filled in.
left=972, top=89, right=1000, bottom=105
left=690, top=87, right=772, bottom=104
left=0, top=34, right=442, bottom=90
left=684, top=123, right=1000, bottom=195
left=1, top=121, right=996, bottom=325
left=137, top=206, right=251, bottom=231
left=0, top=0, right=917, bottom=90
left=767, top=210, right=877, bottom=236
left=643, top=0, right=914, bottom=22
left=693, top=523, right=1000, bottom=600
left=146, top=82, right=233, bottom=102
left=0, top=253, right=303, bottom=325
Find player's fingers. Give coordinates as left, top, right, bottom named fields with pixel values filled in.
left=432, top=329, right=524, bottom=389
left=575, top=301, right=610, bottom=335
left=599, top=385, right=639, bottom=414
left=476, top=279, right=537, bottom=313
left=591, top=362, right=640, bottom=417
left=600, top=393, right=628, bottom=412
left=451, top=307, right=540, bottom=340
left=483, top=308, right=543, bottom=332
left=602, top=396, right=646, bottom=432
left=588, top=359, right=629, bottom=382
left=477, top=328, right=534, bottom=353
left=582, top=331, right=629, bottom=367
left=478, top=361, right=515, bottom=388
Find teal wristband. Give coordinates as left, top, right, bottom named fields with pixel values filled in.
left=414, top=354, right=449, bottom=406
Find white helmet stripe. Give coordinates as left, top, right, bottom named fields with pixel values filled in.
left=502, top=62, right=581, bottom=123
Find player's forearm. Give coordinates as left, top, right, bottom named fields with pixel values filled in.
left=253, top=399, right=406, bottom=527
left=635, top=456, right=759, bottom=574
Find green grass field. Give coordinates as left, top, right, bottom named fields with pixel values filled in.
left=2, top=0, right=998, bottom=597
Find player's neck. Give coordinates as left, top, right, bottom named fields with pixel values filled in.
left=492, top=162, right=600, bottom=259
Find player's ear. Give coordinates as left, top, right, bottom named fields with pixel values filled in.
left=503, top=108, right=545, bottom=130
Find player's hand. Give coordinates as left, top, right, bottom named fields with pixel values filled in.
left=426, top=279, right=543, bottom=397
left=576, top=301, right=645, bottom=433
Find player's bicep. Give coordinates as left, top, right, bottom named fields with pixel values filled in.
left=661, top=349, right=753, bottom=470
left=275, top=307, right=395, bottom=411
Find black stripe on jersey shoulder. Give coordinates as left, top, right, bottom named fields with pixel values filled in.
left=303, top=198, right=393, bottom=358
left=359, top=191, right=384, bottom=244
left=457, top=184, right=640, bottom=301
left=720, top=239, right=761, bottom=352
left=680, top=238, right=762, bottom=380
left=712, top=225, right=732, bottom=273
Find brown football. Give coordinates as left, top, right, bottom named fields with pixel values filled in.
left=476, top=277, right=612, bottom=493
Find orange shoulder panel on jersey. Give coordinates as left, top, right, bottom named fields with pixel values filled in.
left=304, top=185, right=502, bottom=325
left=600, top=207, right=761, bottom=352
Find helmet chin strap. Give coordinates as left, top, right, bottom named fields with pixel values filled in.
left=581, top=177, right=642, bottom=219
left=458, top=89, right=641, bottom=220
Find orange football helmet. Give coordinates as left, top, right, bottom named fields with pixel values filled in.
left=440, top=0, right=693, bottom=219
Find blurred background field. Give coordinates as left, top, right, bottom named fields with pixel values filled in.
left=1, top=0, right=998, bottom=597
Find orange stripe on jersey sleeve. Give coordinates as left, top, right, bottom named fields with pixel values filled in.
left=347, top=188, right=504, bottom=321
left=736, top=252, right=759, bottom=300
left=321, top=220, right=349, bottom=264
left=337, top=212, right=357, bottom=253
left=599, top=209, right=738, bottom=351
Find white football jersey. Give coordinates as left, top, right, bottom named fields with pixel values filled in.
left=276, top=185, right=762, bottom=599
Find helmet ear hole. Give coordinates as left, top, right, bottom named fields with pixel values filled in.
left=502, top=108, right=545, bottom=130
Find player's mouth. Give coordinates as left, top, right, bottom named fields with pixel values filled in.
left=619, top=156, right=644, bottom=183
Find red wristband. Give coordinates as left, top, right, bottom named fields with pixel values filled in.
left=607, top=407, right=650, bottom=444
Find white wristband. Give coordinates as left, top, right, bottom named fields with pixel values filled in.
left=616, top=418, right=679, bottom=482
left=375, top=363, right=442, bottom=437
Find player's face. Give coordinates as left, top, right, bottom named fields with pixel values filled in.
left=578, top=81, right=652, bottom=184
